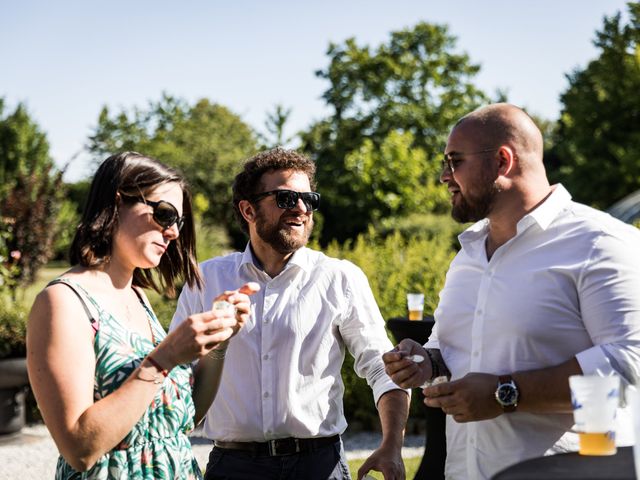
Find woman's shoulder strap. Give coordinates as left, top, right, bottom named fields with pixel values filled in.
left=47, top=278, right=100, bottom=332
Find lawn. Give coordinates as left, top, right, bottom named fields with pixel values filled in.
left=16, top=264, right=69, bottom=309
left=348, top=456, right=421, bottom=479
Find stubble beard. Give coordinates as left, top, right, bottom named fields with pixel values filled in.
left=255, top=210, right=314, bottom=254
left=451, top=171, right=501, bottom=224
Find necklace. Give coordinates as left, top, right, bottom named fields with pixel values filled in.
left=124, top=288, right=156, bottom=344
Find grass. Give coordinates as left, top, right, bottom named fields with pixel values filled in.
left=348, top=455, right=421, bottom=479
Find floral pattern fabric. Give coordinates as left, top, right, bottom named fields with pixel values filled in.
left=50, top=278, right=201, bottom=480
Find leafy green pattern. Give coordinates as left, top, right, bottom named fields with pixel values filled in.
left=50, top=278, right=201, bottom=480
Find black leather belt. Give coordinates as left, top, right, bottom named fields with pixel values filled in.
left=214, top=434, right=340, bottom=457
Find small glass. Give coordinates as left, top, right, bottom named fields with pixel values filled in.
left=407, top=293, right=424, bottom=321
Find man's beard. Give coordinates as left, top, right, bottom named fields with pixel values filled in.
left=255, top=210, right=314, bottom=254
left=451, top=172, right=500, bottom=223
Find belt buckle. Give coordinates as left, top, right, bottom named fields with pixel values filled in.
left=268, top=438, right=300, bottom=456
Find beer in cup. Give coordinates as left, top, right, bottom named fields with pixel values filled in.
left=406, top=293, right=424, bottom=321
left=569, top=374, right=619, bottom=456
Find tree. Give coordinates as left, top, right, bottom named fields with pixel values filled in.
left=343, top=131, right=449, bottom=223
left=0, top=99, right=65, bottom=294
left=259, top=104, right=295, bottom=149
left=301, top=22, right=489, bottom=242
left=0, top=99, right=52, bottom=199
left=550, top=3, right=640, bottom=209
left=88, top=94, right=258, bottom=246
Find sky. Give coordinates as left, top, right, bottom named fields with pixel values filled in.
left=1, top=0, right=632, bottom=181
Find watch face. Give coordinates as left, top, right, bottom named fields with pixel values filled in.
left=497, top=383, right=518, bottom=406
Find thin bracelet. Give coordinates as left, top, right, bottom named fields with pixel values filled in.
left=136, top=369, right=164, bottom=385
left=146, top=355, right=169, bottom=377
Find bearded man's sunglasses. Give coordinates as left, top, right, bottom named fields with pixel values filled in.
left=251, top=189, right=321, bottom=211
left=127, top=197, right=185, bottom=231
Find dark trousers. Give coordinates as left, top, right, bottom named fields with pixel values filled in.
left=204, top=438, right=351, bottom=480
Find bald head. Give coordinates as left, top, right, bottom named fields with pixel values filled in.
left=455, top=103, right=544, bottom=171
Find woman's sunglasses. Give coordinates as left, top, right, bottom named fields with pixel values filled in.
left=251, top=189, right=321, bottom=211
left=136, top=198, right=185, bottom=231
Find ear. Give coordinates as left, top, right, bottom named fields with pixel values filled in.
left=238, top=199, right=256, bottom=223
left=496, top=146, right=516, bottom=176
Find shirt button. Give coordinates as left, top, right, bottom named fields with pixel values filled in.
left=263, top=318, right=269, bottom=323
left=263, top=392, right=269, bottom=398
left=473, top=351, right=479, bottom=357
left=477, top=309, right=483, bottom=315
left=263, top=354, right=269, bottom=360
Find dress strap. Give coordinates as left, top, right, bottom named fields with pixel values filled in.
left=47, top=278, right=100, bottom=333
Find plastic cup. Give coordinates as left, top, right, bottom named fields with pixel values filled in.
left=569, top=375, right=620, bottom=456
left=407, top=293, right=424, bottom=321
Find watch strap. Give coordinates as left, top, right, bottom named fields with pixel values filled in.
left=499, top=374, right=512, bottom=384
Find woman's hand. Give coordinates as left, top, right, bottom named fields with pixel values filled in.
left=154, top=282, right=260, bottom=368
left=213, top=281, right=260, bottom=339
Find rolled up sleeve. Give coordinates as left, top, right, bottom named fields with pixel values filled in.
left=337, top=261, right=410, bottom=405
left=575, top=231, right=640, bottom=384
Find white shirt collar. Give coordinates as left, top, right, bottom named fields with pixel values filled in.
left=458, top=184, right=573, bottom=250
left=240, top=242, right=313, bottom=275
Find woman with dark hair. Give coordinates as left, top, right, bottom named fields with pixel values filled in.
left=27, top=152, right=259, bottom=479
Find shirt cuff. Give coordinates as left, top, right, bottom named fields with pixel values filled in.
left=371, top=377, right=411, bottom=406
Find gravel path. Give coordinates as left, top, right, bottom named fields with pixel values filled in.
left=0, top=424, right=425, bottom=479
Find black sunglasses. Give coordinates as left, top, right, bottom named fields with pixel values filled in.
left=137, top=198, right=185, bottom=231
left=251, top=189, right=321, bottom=211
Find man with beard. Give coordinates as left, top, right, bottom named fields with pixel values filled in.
left=383, top=103, right=640, bottom=480
left=171, top=148, right=409, bottom=480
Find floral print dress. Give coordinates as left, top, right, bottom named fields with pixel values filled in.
left=50, top=278, right=202, bottom=480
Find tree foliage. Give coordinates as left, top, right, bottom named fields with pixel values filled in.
left=0, top=99, right=64, bottom=293
left=551, top=4, right=640, bottom=208
left=0, top=99, right=52, bottom=199
left=343, top=131, right=449, bottom=223
left=301, top=22, right=489, bottom=242
left=88, top=94, right=258, bottom=246
left=259, top=104, right=295, bottom=149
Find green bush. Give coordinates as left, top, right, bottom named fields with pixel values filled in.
left=0, top=300, right=28, bottom=359
left=324, top=228, right=455, bottom=320
left=376, top=212, right=464, bottom=251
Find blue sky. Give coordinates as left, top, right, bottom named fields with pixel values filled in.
left=1, top=0, right=631, bottom=181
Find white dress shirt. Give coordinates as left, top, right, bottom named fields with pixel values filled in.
left=425, top=184, right=640, bottom=480
left=171, top=245, right=401, bottom=441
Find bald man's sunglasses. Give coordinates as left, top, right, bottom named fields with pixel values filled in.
left=441, top=148, right=499, bottom=174
left=251, top=189, right=321, bottom=211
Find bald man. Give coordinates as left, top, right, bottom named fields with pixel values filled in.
left=383, top=103, right=640, bottom=479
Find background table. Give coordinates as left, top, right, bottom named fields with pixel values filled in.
left=491, top=446, right=636, bottom=480
left=386, top=316, right=446, bottom=480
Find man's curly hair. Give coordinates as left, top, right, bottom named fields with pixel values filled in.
left=232, top=147, right=316, bottom=234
